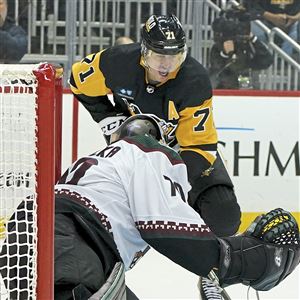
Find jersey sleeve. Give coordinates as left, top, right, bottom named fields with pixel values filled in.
left=173, top=60, right=218, bottom=166
left=70, top=51, right=111, bottom=97
left=69, top=51, right=128, bottom=124
left=118, top=137, right=218, bottom=277
left=176, top=96, right=218, bottom=165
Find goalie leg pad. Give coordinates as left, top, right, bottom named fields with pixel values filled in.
left=88, top=261, right=126, bottom=300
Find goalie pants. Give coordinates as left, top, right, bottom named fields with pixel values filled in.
left=55, top=196, right=139, bottom=300
left=0, top=197, right=139, bottom=300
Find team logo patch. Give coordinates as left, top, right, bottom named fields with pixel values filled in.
left=145, top=15, right=156, bottom=32
left=146, top=85, right=155, bottom=94
left=119, top=88, right=133, bottom=96
left=118, top=100, right=178, bottom=145
left=201, top=167, right=214, bottom=177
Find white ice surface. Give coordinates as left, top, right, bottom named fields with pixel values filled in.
left=126, top=248, right=300, bottom=300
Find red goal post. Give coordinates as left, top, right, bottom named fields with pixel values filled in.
left=0, top=63, right=62, bottom=300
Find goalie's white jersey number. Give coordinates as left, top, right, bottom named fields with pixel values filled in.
left=58, top=146, right=121, bottom=185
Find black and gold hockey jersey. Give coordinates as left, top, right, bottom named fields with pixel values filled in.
left=70, top=43, right=218, bottom=164
left=69, top=43, right=234, bottom=196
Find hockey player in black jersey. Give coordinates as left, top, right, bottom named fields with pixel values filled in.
left=70, top=14, right=241, bottom=237
left=1, top=114, right=299, bottom=300
left=69, top=14, right=241, bottom=299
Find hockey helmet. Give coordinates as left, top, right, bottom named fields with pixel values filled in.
left=141, top=15, right=187, bottom=72
left=110, top=114, right=167, bottom=144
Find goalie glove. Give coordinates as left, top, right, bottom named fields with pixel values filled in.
left=217, top=208, right=300, bottom=291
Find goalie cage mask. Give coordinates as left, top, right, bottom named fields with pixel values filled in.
left=110, top=114, right=167, bottom=144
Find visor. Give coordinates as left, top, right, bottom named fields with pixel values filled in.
left=143, top=47, right=187, bottom=73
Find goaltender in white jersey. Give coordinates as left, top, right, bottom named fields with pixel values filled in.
left=55, top=125, right=207, bottom=271
left=1, top=114, right=299, bottom=300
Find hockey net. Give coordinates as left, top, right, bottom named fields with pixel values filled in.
left=0, top=63, right=62, bottom=299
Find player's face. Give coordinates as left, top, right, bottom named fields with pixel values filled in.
left=147, top=67, right=171, bottom=83
left=0, top=0, right=7, bottom=26
left=144, top=49, right=186, bottom=81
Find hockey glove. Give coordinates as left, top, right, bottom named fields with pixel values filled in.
left=217, top=208, right=300, bottom=291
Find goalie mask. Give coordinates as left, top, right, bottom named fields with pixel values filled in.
left=141, top=14, right=187, bottom=73
left=110, top=114, right=167, bottom=144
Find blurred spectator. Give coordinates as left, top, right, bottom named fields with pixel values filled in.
left=114, top=36, right=134, bottom=46
left=209, top=5, right=273, bottom=89
left=6, top=0, right=29, bottom=32
left=167, top=0, right=177, bottom=14
left=244, top=0, right=300, bottom=56
left=0, top=0, right=27, bottom=63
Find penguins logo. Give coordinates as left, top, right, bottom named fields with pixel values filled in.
left=121, top=100, right=177, bottom=144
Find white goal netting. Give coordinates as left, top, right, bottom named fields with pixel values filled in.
left=0, top=64, right=45, bottom=300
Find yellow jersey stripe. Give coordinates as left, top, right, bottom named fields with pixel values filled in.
left=176, top=97, right=218, bottom=147
left=180, top=147, right=216, bottom=164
